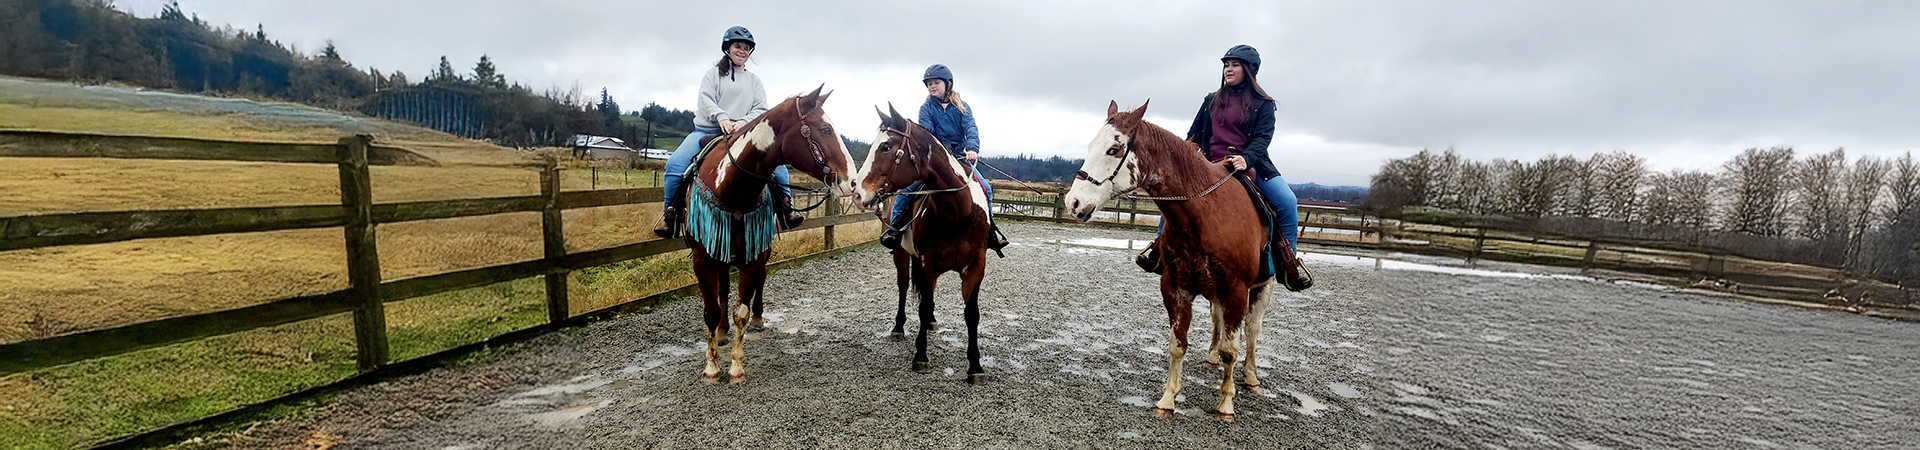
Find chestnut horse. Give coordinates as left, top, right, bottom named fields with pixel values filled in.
left=851, top=104, right=992, bottom=384
left=1065, top=101, right=1276, bottom=416
left=683, top=86, right=856, bottom=384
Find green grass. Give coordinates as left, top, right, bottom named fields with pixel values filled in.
left=0, top=277, right=553, bottom=450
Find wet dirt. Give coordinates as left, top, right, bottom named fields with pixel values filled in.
left=210, top=223, right=1919, bottom=449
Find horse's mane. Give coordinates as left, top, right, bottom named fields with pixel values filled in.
left=737, top=94, right=802, bottom=131
left=1111, top=113, right=1204, bottom=164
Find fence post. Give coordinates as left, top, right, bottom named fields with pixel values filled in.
left=541, top=164, right=571, bottom=323
left=1468, top=228, right=1487, bottom=267
left=1054, top=193, right=1065, bottom=220
left=591, top=166, right=598, bottom=190
left=1581, top=240, right=1601, bottom=274
left=1128, top=198, right=1138, bottom=225
left=338, top=135, right=388, bottom=372
left=823, top=194, right=839, bottom=251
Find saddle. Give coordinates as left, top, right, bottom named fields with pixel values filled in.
left=1237, top=174, right=1313, bottom=292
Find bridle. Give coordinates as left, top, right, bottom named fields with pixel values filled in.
left=1074, top=129, right=1137, bottom=187
left=872, top=126, right=966, bottom=197
left=717, top=107, right=841, bottom=212
left=1072, top=126, right=1236, bottom=202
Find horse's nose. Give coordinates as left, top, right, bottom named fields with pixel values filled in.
left=1069, top=198, right=1081, bottom=213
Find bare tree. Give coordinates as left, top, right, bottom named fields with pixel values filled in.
left=1595, top=151, right=1648, bottom=222
left=1643, top=169, right=1715, bottom=229
left=1456, top=159, right=1499, bottom=215
left=1841, top=155, right=1890, bottom=266
left=1721, top=147, right=1796, bottom=236
left=1793, top=148, right=1847, bottom=242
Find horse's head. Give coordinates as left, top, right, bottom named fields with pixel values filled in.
left=766, top=85, right=857, bottom=198
left=1064, top=100, right=1149, bottom=222
left=851, top=103, right=943, bottom=210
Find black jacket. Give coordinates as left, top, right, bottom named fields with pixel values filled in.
left=1185, top=93, right=1280, bottom=181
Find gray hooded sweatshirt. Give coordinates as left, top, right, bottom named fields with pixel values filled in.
left=694, top=66, right=770, bottom=131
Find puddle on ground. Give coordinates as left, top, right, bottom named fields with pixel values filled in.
left=527, top=399, right=614, bottom=428
left=1120, top=396, right=1154, bottom=407
left=1051, top=238, right=1154, bottom=251
left=498, top=376, right=611, bottom=407
left=1328, top=382, right=1363, bottom=399
left=1284, top=390, right=1331, bottom=417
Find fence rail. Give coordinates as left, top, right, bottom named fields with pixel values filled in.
left=0, top=134, right=872, bottom=375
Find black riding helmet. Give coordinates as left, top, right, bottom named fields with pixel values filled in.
left=1221, top=44, right=1260, bottom=75
left=721, top=26, right=755, bottom=51
left=923, top=64, right=954, bottom=88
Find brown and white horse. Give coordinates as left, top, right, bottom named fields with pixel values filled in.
left=684, top=86, right=856, bottom=384
left=850, top=104, right=993, bottom=384
left=1065, top=101, right=1276, bottom=417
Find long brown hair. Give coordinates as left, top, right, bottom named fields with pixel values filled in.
left=1211, top=61, right=1272, bottom=118
left=932, top=79, right=968, bottom=114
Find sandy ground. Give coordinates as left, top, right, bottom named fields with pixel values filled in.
left=204, top=222, right=1918, bottom=449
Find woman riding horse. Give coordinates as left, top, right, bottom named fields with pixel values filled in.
left=682, top=86, right=856, bottom=384
left=879, top=64, right=1010, bottom=255
left=855, top=104, right=997, bottom=384
left=1136, top=45, right=1305, bottom=289
left=1065, top=99, right=1274, bottom=417
left=656, top=26, right=804, bottom=239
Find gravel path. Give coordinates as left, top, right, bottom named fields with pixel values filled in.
left=212, top=222, right=1919, bottom=449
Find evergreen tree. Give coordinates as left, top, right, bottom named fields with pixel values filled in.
left=429, top=55, right=458, bottom=83
left=472, top=54, right=504, bottom=88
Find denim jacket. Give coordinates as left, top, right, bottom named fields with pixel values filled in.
left=918, top=96, right=979, bottom=157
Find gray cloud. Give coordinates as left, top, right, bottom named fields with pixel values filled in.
left=119, top=0, right=1920, bottom=186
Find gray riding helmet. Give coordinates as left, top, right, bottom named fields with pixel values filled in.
left=1221, top=44, right=1260, bottom=75
left=722, top=26, right=755, bottom=51
left=923, top=64, right=953, bottom=88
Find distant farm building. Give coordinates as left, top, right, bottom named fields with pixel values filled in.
left=571, top=135, right=636, bottom=160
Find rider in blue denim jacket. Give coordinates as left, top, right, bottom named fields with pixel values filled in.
left=880, top=64, right=1011, bottom=256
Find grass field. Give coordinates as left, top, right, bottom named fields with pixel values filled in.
left=0, top=77, right=877, bottom=449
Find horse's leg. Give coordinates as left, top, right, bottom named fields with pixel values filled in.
left=911, top=259, right=939, bottom=373
left=1205, top=300, right=1226, bottom=368
left=891, top=250, right=910, bottom=338
left=729, top=260, right=768, bottom=384
left=961, top=255, right=988, bottom=384
left=748, top=284, right=766, bottom=331
left=1155, top=287, right=1194, bottom=412
left=695, top=263, right=729, bottom=384
left=1214, top=290, right=1251, bottom=416
left=1243, top=281, right=1274, bottom=394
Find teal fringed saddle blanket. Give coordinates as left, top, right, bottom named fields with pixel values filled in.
left=686, top=174, right=779, bottom=266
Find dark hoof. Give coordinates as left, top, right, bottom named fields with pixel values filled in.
left=748, top=317, right=766, bottom=331
left=1245, top=384, right=1268, bottom=396
left=912, top=361, right=931, bottom=373
left=1150, top=408, right=1176, bottom=419
left=729, top=374, right=746, bottom=384
left=700, top=374, right=721, bottom=385
left=889, top=331, right=907, bottom=341
left=1214, top=413, right=1236, bottom=423
left=967, top=373, right=989, bottom=385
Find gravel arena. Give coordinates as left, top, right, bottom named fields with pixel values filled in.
left=212, top=222, right=1918, bottom=449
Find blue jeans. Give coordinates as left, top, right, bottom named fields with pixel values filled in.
left=888, top=164, right=992, bottom=232
left=662, top=128, right=789, bottom=209
left=1156, top=173, right=1298, bottom=249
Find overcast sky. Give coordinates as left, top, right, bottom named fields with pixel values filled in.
left=115, top=0, right=1920, bottom=187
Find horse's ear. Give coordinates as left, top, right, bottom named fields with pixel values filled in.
left=819, top=89, right=833, bottom=105
left=887, top=102, right=905, bottom=125
left=1136, top=99, right=1150, bottom=116
left=1107, top=100, right=1119, bottom=117
left=875, top=105, right=889, bottom=124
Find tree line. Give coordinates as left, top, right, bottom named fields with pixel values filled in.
left=1365, top=147, right=1920, bottom=284
left=0, top=0, right=699, bottom=148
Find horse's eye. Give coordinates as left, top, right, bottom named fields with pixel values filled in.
left=1106, top=147, right=1121, bottom=156
left=877, top=145, right=888, bottom=153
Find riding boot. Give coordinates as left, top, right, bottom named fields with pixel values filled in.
left=880, top=210, right=908, bottom=251
left=1278, top=243, right=1314, bottom=291
left=773, top=189, right=805, bottom=230
left=1135, top=239, right=1162, bottom=274
left=986, top=221, right=1009, bottom=258
left=653, top=181, right=694, bottom=238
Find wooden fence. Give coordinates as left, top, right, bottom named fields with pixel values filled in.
left=0, top=133, right=874, bottom=375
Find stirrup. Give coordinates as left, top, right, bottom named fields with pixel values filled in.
left=880, top=232, right=902, bottom=251
left=1135, top=242, right=1162, bottom=274
left=653, top=207, right=684, bottom=238
left=987, top=224, right=1009, bottom=258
